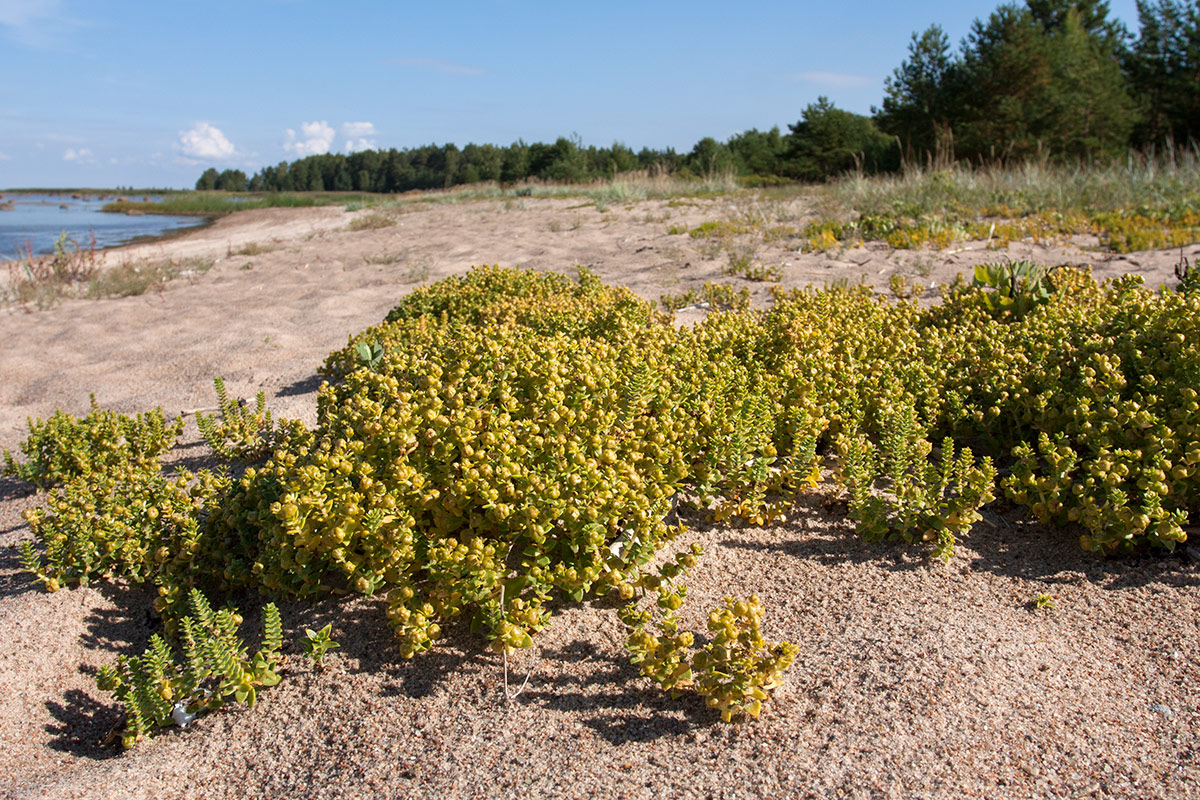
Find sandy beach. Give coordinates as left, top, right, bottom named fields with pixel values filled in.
left=1, top=195, right=1197, bottom=799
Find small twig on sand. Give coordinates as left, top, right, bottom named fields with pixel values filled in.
left=180, top=406, right=220, bottom=416
left=498, top=581, right=537, bottom=701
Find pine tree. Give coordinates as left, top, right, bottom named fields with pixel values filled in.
left=875, top=24, right=963, bottom=165
left=1042, top=8, right=1138, bottom=159
left=1128, top=1, right=1200, bottom=145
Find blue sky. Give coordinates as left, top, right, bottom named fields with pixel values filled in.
left=0, top=0, right=1143, bottom=189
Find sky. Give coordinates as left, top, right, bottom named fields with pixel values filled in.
left=0, top=0, right=1145, bottom=189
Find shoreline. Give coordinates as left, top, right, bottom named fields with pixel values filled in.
left=0, top=190, right=211, bottom=262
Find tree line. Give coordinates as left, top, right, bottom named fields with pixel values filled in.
left=197, top=1, right=1200, bottom=192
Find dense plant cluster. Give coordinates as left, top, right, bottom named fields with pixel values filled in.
left=3, top=396, right=182, bottom=490
left=11, top=264, right=1200, bottom=738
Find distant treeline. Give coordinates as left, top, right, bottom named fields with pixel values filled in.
left=198, top=1, right=1200, bottom=192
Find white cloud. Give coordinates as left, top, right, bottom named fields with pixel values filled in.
left=0, top=151, right=10, bottom=160
left=787, top=71, right=875, bottom=90
left=284, top=121, right=335, bottom=157
left=177, top=122, right=236, bottom=160
left=341, top=121, right=377, bottom=153
left=62, top=147, right=94, bottom=162
left=386, top=57, right=484, bottom=77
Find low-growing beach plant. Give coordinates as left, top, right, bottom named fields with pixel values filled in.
left=659, top=281, right=751, bottom=312
left=620, top=552, right=797, bottom=721
left=18, top=262, right=1200, bottom=737
left=888, top=274, right=923, bottom=300
left=835, top=402, right=997, bottom=560
left=96, top=588, right=282, bottom=748
left=87, top=256, right=215, bottom=299
left=3, top=396, right=182, bottom=489
left=195, top=377, right=297, bottom=463
left=301, top=623, right=340, bottom=667
left=348, top=211, right=397, bottom=231
left=1031, top=592, right=1056, bottom=611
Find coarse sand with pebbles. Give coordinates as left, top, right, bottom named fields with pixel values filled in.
left=1, top=196, right=1198, bottom=800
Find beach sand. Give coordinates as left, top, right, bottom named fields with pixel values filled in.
left=1, top=196, right=1197, bottom=799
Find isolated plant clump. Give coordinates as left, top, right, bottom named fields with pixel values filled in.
left=2, top=231, right=99, bottom=310
left=96, top=588, right=283, bottom=748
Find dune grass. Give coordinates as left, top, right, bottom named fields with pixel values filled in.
left=2, top=231, right=215, bottom=311
left=823, top=144, right=1200, bottom=220
left=372, top=169, right=744, bottom=211
left=101, top=192, right=377, bottom=217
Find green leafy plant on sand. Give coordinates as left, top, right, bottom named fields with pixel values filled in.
left=971, top=260, right=1061, bottom=320
left=195, top=377, right=295, bottom=463
left=301, top=623, right=340, bottom=667
left=1030, top=592, right=1057, bottom=611
left=2, top=396, right=182, bottom=490
left=96, top=588, right=282, bottom=748
left=354, top=341, right=385, bottom=371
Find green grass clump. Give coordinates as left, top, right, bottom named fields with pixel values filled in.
left=689, top=220, right=752, bottom=239
left=3, top=232, right=99, bottom=310
left=348, top=211, right=397, bottom=231
left=100, top=192, right=374, bottom=218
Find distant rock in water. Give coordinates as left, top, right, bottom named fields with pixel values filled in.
left=0, top=202, right=13, bottom=211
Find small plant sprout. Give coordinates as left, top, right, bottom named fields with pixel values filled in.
left=1031, top=592, right=1056, bottom=611
left=302, top=624, right=340, bottom=667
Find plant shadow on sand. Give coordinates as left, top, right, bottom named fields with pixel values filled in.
left=161, top=438, right=228, bottom=475
left=283, top=577, right=717, bottom=742
left=44, top=689, right=125, bottom=761
left=42, top=585, right=157, bottom=760
left=0, top=474, right=35, bottom=503
left=79, top=583, right=159, bottom=657
left=718, top=491, right=1200, bottom=592
left=276, top=374, right=325, bottom=398
left=0, top=541, right=38, bottom=600
left=519, top=639, right=714, bottom=745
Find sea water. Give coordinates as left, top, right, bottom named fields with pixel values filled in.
left=0, top=193, right=202, bottom=259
